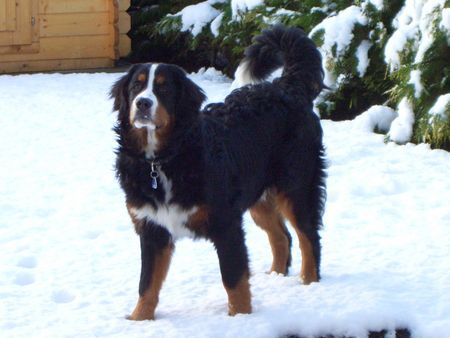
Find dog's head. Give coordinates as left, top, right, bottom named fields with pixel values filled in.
left=110, top=63, right=206, bottom=154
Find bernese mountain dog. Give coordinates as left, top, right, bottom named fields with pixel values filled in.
left=110, top=25, right=326, bottom=320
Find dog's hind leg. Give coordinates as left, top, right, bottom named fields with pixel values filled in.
left=250, top=192, right=292, bottom=275
left=210, top=213, right=252, bottom=316
left=128, top=225, right=173, bottom=321
left=275, top=191, right=322, bottom=285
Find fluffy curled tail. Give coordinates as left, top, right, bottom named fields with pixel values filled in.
left=232, top=25, right=324, bottom=100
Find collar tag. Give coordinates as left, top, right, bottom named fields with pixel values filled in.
left=150, top=161, right=160, bottom=189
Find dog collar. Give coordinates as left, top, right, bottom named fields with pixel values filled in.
left=122, top=149, right=176, bottom=190
left=143, top=154, right=175, bottom=190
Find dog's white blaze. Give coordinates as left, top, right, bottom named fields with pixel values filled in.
left=130, top=63, right=159, bottom=129
left=129, top=63, right=162, bottom=158
left=129, top=170, right=197, bottom=240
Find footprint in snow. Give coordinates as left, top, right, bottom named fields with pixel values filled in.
left=84, top=230, right=101, bottom=239
left=52, top=290, right=75, bottom=303
left=17, top=256, right=38, bottom=269
left=14, top=272, right=35, bottom=286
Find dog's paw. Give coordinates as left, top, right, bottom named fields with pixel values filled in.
left=126, top=312, right=155, bottom=321
left=301, top=274, right=319, bottom=285
left=266, top=269, right=286, bottom=276
left=228, top=303, right=252, bottom=316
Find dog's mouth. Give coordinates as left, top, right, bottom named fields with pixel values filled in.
left=133, top=117, right=163, bottom=130
left=133, top=117, right=156, bottom=130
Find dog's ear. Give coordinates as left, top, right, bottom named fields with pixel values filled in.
left=174, top=67, right=206, bottom=111
left=182, top=77, right=206, bottom=111
left=110, top=65, right=139, bottom=112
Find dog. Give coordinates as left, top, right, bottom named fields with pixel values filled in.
left=110, top=25, right=326, bottom=320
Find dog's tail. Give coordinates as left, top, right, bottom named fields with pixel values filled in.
left=232, top=25, right=324, bottom=100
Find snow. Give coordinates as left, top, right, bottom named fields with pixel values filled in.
left=263, top=8, right=298, bottom=26
left=441, top=7, right=450, bottom=31
left=231, top=0, right=265, bottom=20
left=354, top=105, right=398, bottom=133
left=356, top=40, right=372, bottom=77
left=174, top=1, right=221, bottom=37
left=1, top=70, right=450, bottom=338
left=429, top=93, right=450, bottom=118
left=208, top=0, right=227, bottom=4
left=210, top=12, right=224, bottom=37
left=408, top=69, right=423, bottom=98
left=384, top=0, right=446, bottom=71
left=388, top=98, right=415, bottom=144
left=310, top=6, right=368, bottom=57
left=384, top=3, right=418, bottom=71
left=274, top=8, right=296, bottom=17
left=415, top=0, right=446, bottom=63
left=310, top=6, right=368, bottom=86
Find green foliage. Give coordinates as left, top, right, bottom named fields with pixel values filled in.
left=422, top=112, right=450, bottom=149
left=314, top=3, right=396, bottom=120
left=129, top=1, right=217, bottom=72
left=386, top=5, right=450, bottom=149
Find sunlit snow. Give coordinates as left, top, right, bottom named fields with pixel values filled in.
left=0, top=69, right=449, bottom=338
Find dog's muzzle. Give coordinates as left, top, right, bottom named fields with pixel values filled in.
left=133, top=98, right=156, bottom=129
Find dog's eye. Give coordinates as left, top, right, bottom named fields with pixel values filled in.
left=131, top=81, right=143, bottom=91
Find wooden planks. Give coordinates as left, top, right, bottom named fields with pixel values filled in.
left=0, top=57, right=113, bottom=73
left=0, top=0, right=17, bottom=32
left=0, top=41, right=39, bottom=54
left=118, top=11, right=129, bottom=35
left=40, top=12, right=110, bottom=37
left=118, top=0, right=130, bottom=56
left=119, top=34, right=130, bottom=57
left=0, top=0, right=35, bottom=46
left=110, top=0, right=130, bottom=60
left=118, top=0, right=129, bottom=12
left=0, top=0, right=130, bottom=73
left=38, top=0, right=108, bottom=14
left=0, top=35, right=112, bottom=61
left=12, top=0, right=32, bottom=45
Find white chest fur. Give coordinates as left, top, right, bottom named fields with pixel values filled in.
left=128, top=170, right=197, bottom=240
left=129, top=203, right=197, bottom=240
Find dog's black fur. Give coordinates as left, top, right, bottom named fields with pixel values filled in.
left=111, top=25, right=326, bottom=319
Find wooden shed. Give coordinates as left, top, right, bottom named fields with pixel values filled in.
left=0, top=0, right=130, bottom=73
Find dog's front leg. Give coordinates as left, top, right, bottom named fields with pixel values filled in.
left=211, top=220, right=252, bottom=316
left=128, top=226, right=173, bottom=321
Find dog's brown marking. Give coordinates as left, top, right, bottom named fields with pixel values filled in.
left=155, top=75, right=166, bottom=85
left=275, top=192, right=318, bottom=284
left=250, top=195, right=290, bottom=274
left=154, top=105, right=174, bottom=150
left=186, top=205, right=209, bottom=236
left=128, top=244, right=174, bottom=321
left=124, top=127, right=148, bottom=153
left=127, top=203, right=146, bottom=234
left=295, top=229, right=317, bottom=284
left=224, top=272, right=252, bottom=316
left=137, top=73, right=147, bottom=83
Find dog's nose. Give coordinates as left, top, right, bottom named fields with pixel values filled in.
left=136, top=98, right=153, bottom=111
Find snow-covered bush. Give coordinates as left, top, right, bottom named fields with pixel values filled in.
left=128, top=1, right=219, bottom=72
left=310, top=1, right=399, bottom=121
left=383, top=0, right=450, bottom=149
left=132, top=0, right=449, bottom=150
left=310, top=0, right=449, bottom=149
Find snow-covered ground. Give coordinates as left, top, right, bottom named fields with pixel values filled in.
left=0, top=69, right=449, bottom=338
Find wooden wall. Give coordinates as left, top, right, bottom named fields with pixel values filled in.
left=0, top=0, right=130, bottom=73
